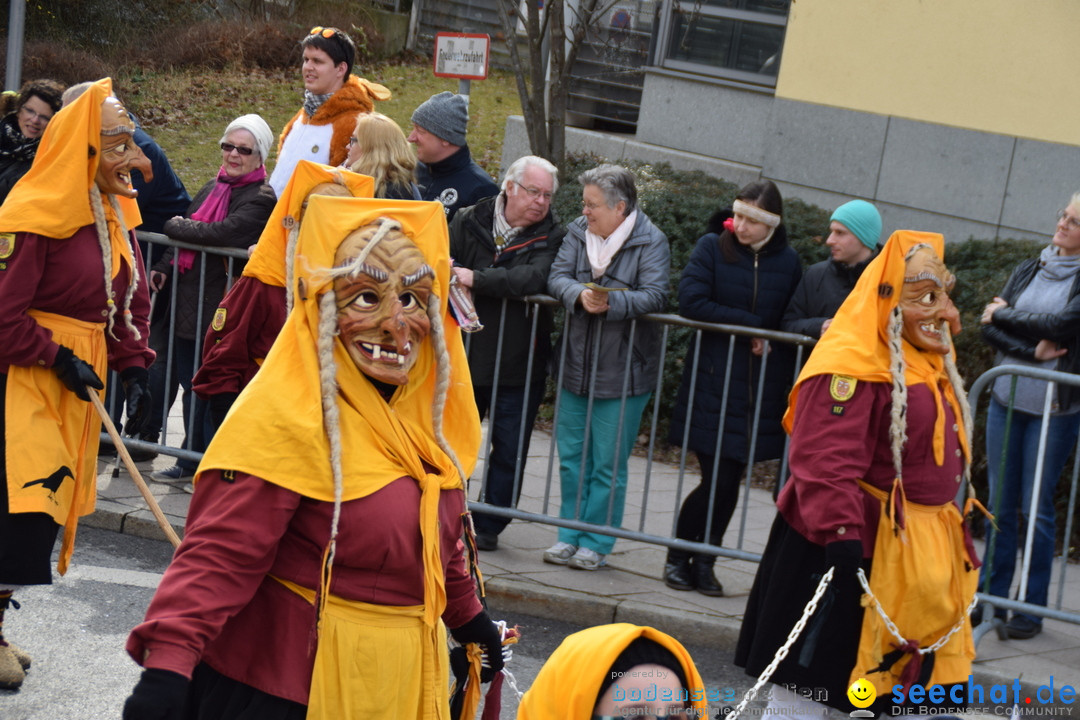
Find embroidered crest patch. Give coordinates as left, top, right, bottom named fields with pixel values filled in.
left=0, top=233, right=14, bottom=259
left=829, top=374, right=857, bottom=402
left=211, top=307, right=227, bottom=332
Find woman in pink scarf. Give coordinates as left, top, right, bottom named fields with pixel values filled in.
left=146, top=114, right=277, bottom=481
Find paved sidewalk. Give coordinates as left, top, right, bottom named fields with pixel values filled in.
left=87, top=423, right=1080, bottom=706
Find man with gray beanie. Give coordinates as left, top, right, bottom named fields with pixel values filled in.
left=408, top=91, right=498, bottom=220
left=782, top=198, right=882, bottom=338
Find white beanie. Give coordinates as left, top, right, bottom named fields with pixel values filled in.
left=221, top=113, right=274, bottom=164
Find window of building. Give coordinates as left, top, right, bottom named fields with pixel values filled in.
left=656, top=0, right=791, bottom=86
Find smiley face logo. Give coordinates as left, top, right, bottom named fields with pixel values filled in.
left=847, top=678, right=876, bottom=709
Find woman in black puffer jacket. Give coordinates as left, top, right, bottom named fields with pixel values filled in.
left=665, top=180, right=802, bottom=596
left=146, top=114, right=277, bottom=480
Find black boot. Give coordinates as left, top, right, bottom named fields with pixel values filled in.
left=692, top=554, right=724, bottom=597
left=663, top=549, right=695, bottom=591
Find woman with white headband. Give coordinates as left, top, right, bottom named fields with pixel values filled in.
left=665, top=179, right=802, bottom=596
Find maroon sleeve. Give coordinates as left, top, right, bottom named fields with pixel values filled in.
left=0, top=232, right=62, bottom=369
left=439, top=491, right=484, bottom=629
left=126, top=471, right=300, bottom=677
left=193, top=277, right=286, bottom=398
left=776, top=375, right=887, bottom=548
left=106, top=232, right=155, bottom=373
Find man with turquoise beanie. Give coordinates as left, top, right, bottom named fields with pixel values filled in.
left=782, top=198, right=882, bottom=338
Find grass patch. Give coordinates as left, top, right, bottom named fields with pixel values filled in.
left=120, top=61, right=522, bottom=193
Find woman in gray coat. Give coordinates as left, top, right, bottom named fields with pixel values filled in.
left=544, top=164, right=670, bottom=570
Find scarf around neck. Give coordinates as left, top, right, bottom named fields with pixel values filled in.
left=0, top=114, right=38, bottom=162
left=1038, top=243, right=1080, bottom=282
left=303, top=90, right=332, bottom=118
left=586, top=209, right=637, bottom=279
left=175, top=164, right=266, bottom=272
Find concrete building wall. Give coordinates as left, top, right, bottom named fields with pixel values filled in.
left=778, top=0, right=1080, bottom=147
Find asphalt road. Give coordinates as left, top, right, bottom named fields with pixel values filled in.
left=0, top=526, right=847, bottom=719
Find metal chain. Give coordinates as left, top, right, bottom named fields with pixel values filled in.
left=857, top=568, right=977, bottom=654
left=727, top=568, right=835, bottom=720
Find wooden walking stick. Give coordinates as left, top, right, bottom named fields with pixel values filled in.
left=89, top=391, right=182, bottom=548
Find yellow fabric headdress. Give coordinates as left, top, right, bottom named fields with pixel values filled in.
left=243, top=159, right=374, bottom=288
left=784, top=230, right=968, bottom=467
left=200, top=196, right=480, bottom=629
left=0, top=77, right=140, bottom=278
left=517, top=623, right=709, bottom=719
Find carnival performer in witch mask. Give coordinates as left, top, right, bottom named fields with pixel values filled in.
left=333, top=222, right=435, bottom=388
left=0, top=78, right=155, bottom=690
left=736, top=231, right=985, bottom=718
left=125, top=197, right=505, bottom=720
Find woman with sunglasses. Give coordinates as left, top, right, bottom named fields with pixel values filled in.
left=977, top=192, right=1080, bottom=640
left=0, top=79, right=64, bottom=205
left=146, top=114, right=276, bottom=481
left=343, top=112, right=421, bottom=200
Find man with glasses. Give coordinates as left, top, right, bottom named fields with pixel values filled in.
left=409, top=91, right=498, bottom=219
left=269, top=26, right=391, bottom=196
left=449, top=155, right=565, bottom=550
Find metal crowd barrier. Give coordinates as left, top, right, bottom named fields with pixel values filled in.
left=464, top=295, right=816, bottom=562
left=968, top=365, right=1080, bottom=641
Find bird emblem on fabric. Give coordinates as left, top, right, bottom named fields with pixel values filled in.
left=22, top=465, right=74, bottom=504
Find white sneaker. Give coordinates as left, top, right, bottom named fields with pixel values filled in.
left=543, top=541, right=577, bottom=565
left=567, top=547, right=606, bottom=570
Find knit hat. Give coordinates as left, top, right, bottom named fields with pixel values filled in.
left=221, top=113, right=274, bottom=163
left=831, top=199, right=882, bottom=250
left=411, top=91, right=468, bottom=146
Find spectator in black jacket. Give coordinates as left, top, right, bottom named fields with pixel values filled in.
left=449, top=155, right=565, bottom=551
left=0, top=79, right=64, bottom=205
left=782, top=199, right=881, bottom=338
left=147, top=114, right=276, bottom=481
left=408, top=92, right=497, bottom=219
left=665, top=180, right=801, bottom=596
left=978, top=193, right=1080, bottom=640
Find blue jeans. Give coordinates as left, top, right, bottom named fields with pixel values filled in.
left=555, top=390, right=651, bottom=555
left=471, top=381, right=546, bottom=536
left=982, top=398, right=1080, bottom=623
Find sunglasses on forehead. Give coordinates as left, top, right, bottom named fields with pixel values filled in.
left=309, top=26, right=342, bottom=39
left=220, top=142, right=254, bottom=156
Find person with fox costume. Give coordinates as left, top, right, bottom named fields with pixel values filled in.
left=735, top=230, right=984, bottom=716
left=268, top=26, right=391, bottom=196
left=124, top=197, right=504, bottom=720
left=192, top=160, right=374, bottom=432
left=0, top=77, right=154, bottom=690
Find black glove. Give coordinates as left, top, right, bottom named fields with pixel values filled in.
left=121, top=366, right=152, bottom=436
left=208, top=392, right=239, bottom=430
left=52, top=345, right=104, bottom=402
left=122, top=668, right=189, bottom=720
left=450, top=610, right=504, bottom=682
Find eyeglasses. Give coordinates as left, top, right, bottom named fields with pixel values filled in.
left=19, top=105, right=53, bottom=124
left=513, top=180, right=553, bottom=202
left=582, top=201, right=606, bottom=211
left=1058, top=210, right=1080, bottom=231
left=309, top=26, right=341, bottom=39
left=220, top=142, right=254, bottom=156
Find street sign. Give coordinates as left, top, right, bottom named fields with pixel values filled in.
left=433, top=32, right=490, bottom=80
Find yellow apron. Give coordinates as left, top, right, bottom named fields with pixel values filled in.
left=276, top=577, right=450, bottom=720
left=851, top=482, right=977, bottom=697
left=6, top=310, right=107, bottom=575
